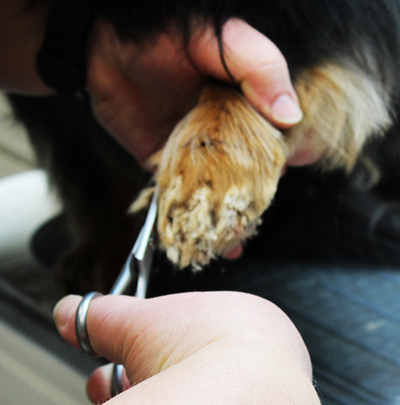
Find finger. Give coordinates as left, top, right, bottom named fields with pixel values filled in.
left=221, top=244, right=243, bottom=260
left=53, top=295, right=144, bottom=365
left=286, top=146, right=327, bottom=166
left=53, top=295, right=83, bottom=351
left=189, top=18, right=303, bottom=128
left=86, top=363, right=130, bottom=404
left=286, top=132, right=328, bottom=166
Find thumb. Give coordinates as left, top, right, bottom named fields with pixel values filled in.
left=189, top=18, right=303, bottom=128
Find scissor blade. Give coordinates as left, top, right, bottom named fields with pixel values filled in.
left=110, top=186, right=159, bottom=296
left=132, top=186, right=159, bottom=261
left=109, top=253, right=135, bottom=295
left=134, top=187, right=158, bottom=298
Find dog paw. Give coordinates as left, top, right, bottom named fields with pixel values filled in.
left=140, top=84, right=287, bottom=269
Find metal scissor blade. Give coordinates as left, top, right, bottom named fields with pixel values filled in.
left=132, top=186, right=159, bottom=260
left=134, top=186, right=158, bottom=298
left=110, top=186, right=159, bottom=297
left=109, top=255, right=134, bottom=296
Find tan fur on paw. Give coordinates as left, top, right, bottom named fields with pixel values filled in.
left=152, top=84, right=287, bottom=269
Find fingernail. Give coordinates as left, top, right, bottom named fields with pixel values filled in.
left=53, top=295, right=81, bottom=327
left=270, top=94, right=303, bottom=125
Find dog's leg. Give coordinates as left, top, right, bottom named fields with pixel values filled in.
left=133, top=61, right=392, bottom=269
left=286, top=61, right=392, bottom=171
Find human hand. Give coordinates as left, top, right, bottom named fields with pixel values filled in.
left=85, top=18, right=309, bottom=261
left=85, top=18, right=304, bottom=168
left=54, top=292, right=320, bottom=404
left=1, top=7, right=317, bottom=167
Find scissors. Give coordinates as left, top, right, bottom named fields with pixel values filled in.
left=75, top=186, right=159, bottom=397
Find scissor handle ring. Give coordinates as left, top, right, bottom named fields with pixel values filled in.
left=111, top=363, right=125, bottom=397
left=75, top=292, right=102, bottom=357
